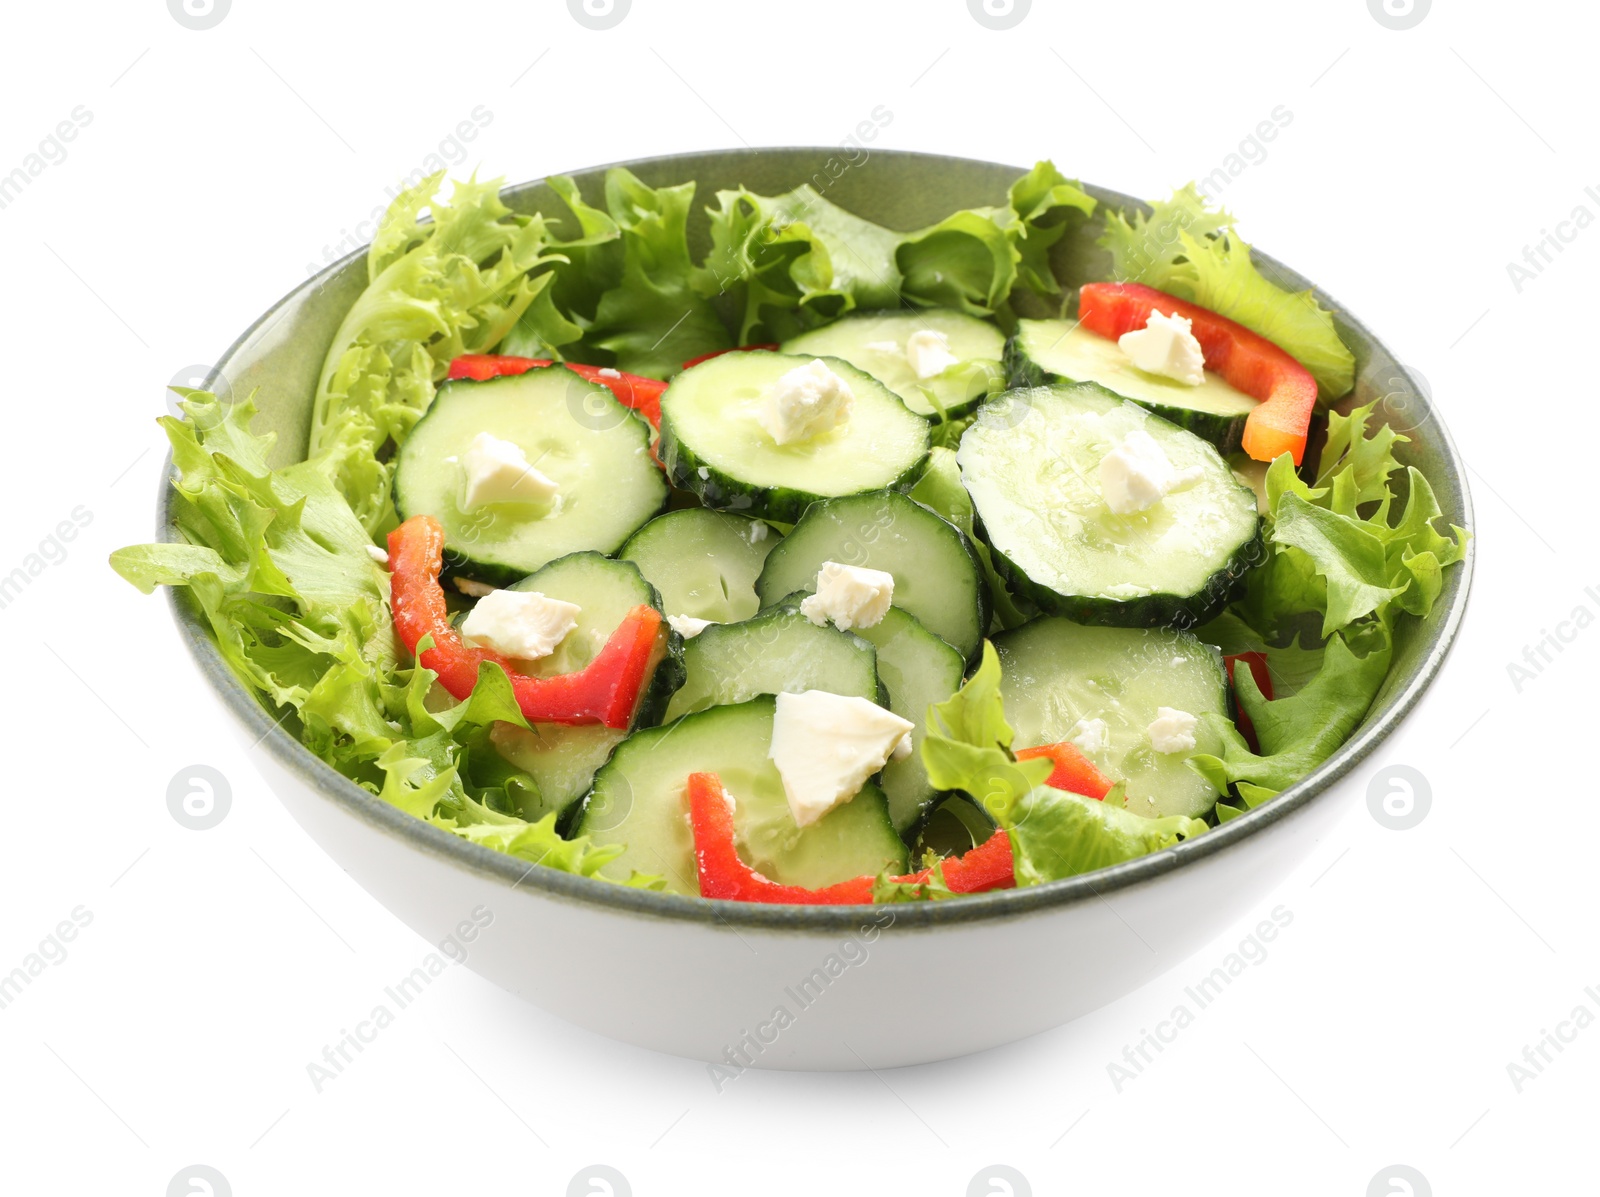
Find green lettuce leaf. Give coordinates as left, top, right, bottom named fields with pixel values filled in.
left=1098, top=183, right=1356, bottom=398
left=309, top=174, right=566, bottom=531
left=918, top=644, right=1201, bottom=877
left=112, top=393, right=660, bottom=887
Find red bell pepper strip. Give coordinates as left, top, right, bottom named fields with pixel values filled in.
left=446, top=355, right=667, bottom=429
left=1015, top=741, right=1115, bottom=800
left=387, top=515, right=665, bottom=728
left=1077, top=282, right=1321, bottom=466
left=681, top=343, right=779, bottom=370
left=1224, top=651, right=1275, bottom=753
left=686, top=772, right=1015, bottom=904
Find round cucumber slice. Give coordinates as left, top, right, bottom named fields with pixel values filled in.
left=394, top=367, right=667, bottom=582
left=957, top=384, right=1261, bottom=628
left=1009, top=318, right=1259, bottom=453
left=619, top=508, right=778, bottom=625
left=572, top=696, right=907, bottom=895
left=994, top=618, right=1228, bottom=820
left=658, top=350, right=930, bottom=523
left=756, top=490, right=989, bottom=660
left=782, top=310, right=1007, bottom=419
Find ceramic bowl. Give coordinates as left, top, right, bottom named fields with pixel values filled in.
left=163, top=149, right=1473, bottom=1070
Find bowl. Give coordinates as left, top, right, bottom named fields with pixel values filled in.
left=163, top=149, right=1473, bottom=1070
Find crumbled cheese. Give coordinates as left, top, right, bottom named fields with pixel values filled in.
left=1118, top=308, right=1207, bottom=386
left=904, top=328, right=960, bottom=379
left=1098, top=429, right=1203, bottom=515
left=1071, top=717, right=1110, bottom=755
left=1147, top=707, right=1198, bottom=754
left=459, top=432, right=558, bottom=511
left=891, top=732, right=914, bottom=761
left=365, top=544, right=390, bottom=567
left=598, top=367, right=622, bottom=378
left=798, top=561, right=894, bottom=631
left=755, top=359, right=854, bottom=445
left=769, top=691, right=916, bottom=827
left=748, top=521, right=770, bottom=543
left=667, top=614, right=714, bottom=639
left=453, top=577, right=498, bottom=598
left=460, top=590, right=580, bottom=661
left=863, top=340, right=901, bottom=353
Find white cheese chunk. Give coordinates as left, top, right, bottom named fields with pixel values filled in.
left=863, top=340, right=901, bottom=354
left=460, top=590, right=580, bottom=661
left=453, top=577, right=498, bottom=598
left=365, top=544, right=390, bottom=567
left=890, top=732, right=914, bottom=761
left=1098, top=429, right=1203, bottom=515
left=667, top=614, right=714, bottom=639
left=755, top=359, right=854, bottom=445
left=1070, top=717, right=1110, bottom=755
left=1147, top=707, right=1198, bottom=754
left=1117, top=308, right=1207, bottom=386
left=798, top=561, right=894, bottom=631
left=598, top=367, right=622, bottom=378
left=769, top=690, right=916, bottom=827
left=748, top=522, right=770, bottom=544
left=459, top=432, right=559, bottom=511
left=904, top=328, right=960, bottom=379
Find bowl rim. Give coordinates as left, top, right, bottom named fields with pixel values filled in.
left=160, top=147, right=1475, bottom=932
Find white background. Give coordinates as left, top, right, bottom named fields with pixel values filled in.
left=0, top=0, right=1590, bottom=1193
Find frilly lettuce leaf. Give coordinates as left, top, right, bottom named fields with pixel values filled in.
left=111, top=393, right=661, bottom=887
left=310, top=174, right=567, bottom=532
left=1009, top=785, right=1206, bottom=885
left=1098, top=183, right=1355, bottom=398
left=583, top=168, right=730, bottom=376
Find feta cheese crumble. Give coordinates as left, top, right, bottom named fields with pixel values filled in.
left=904, top=328, right=960, bottom=379
left=452, top=577, right=498, bottom=598
left=755, top=359, right=854, bottom=445
left=459, top=432, right=558, bottom=511
left=1147, top=707, right=1198, bottom=754
left=1118, top=308, right=1207, bottom=386
left=798, top=561, right=895, bottom=631
left=1098, top=429, right=1203, bottom=515
left=460, top=590, right=580, bottom=661
left=667, top=614, right=714, bottom=639
left=1070, top=717, right=1110, bottom=755
left=768, top=690, right=916, bottom=827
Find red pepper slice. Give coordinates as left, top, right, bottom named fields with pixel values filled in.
left=1016, top=741, right=1115, bottom=800
left=1077, top=282, right=1321, bottom=466
left=686, top=772, right=1015, bottom=904
left=387, top=515, right=665, bottom=728
left=681, top=343, right=779, bottom=370
left=1224, top=651, right=1274, bottom=753
left=446, top=355, right=667, bottom=429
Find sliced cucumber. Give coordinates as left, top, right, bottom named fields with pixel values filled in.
left=1009, top=319, right=1259, bottom=453
left=663, top=600, right=883, bottom=722
left=573, top=697, right=907, bottom=895
left=781, top=310, right=1007, bottom=420
left=994, top=617, right=1228, bottom=820
left=853, top=607, right=965, bottom=833
left=957, top=385, right=1261, bottom=628
left=910, top=794, right=997, bottom=859
left=658, top=350, right=930, bottom=523
left=487, top=722, right=628, bottom=823
left=394, top=367, right=667, bottom=582
left=480, top=553, right=684, bottom=821
left=619, top=508, right=777, bottom=625
left=755, top=490, right=989, bottom=659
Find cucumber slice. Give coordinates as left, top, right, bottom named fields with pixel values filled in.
left=619, top=508, right=777, bottom=625
left=957, top=385, right=1261, bottom=628
left=480, top=553, right=683, bottom=823
left=394, top=367, right=667, bottom=582
left=853, top=607, right=965, bottom=832
left=1009, top=319, right=1259, bottom=453
left=910, top=794, right=997, bottom=859
left=663, top=601, right=883, bottom=722
left=756, top=490, right=989, bottom=660
left=658, top=350, right=930, bottom=522
left=781, top=310, right=1007, bottom=420
left=572, top=697, right=907, bottom=895
left=995, top=618, right=1228, bottom=820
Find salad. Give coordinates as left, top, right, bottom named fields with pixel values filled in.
left=113, top=161, right=1469, bottom=903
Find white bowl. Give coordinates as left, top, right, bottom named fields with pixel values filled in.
left=165, top=149, right=1473, bottom=1070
